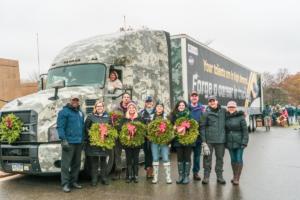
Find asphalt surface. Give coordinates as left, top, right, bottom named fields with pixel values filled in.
left=1, top=126, right=300, bottom=200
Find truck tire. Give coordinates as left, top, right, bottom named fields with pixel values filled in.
left=82, top=150, right=115, bottom=177
left=252, top=116, right=257, bottom=132
left=248, top=116, right=253, bottom=133
left=106, top=150, right=114, bottom=174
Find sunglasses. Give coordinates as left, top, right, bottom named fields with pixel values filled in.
left=71, top=99, right=79, bottom=102
left=208, top=99, right=216, bottom=103
left=227, top=106, right=236, bottom=108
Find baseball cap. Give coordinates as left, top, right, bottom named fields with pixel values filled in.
left=227, top=101, right=237, bottom=108
left=145, top=96, right=153, bottom=102
left=70, top=94, right=80, bottom=100
left=208, top=95, right=217, bottom=101
left=190, top=91, right=198, bottom=96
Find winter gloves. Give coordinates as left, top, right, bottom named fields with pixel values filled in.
left=202, top=142, right=210, bottom=156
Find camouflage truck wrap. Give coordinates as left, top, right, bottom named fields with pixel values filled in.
left=0, top=29, right=172, bottom=174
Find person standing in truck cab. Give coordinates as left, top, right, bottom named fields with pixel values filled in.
left=57, top=95, right=85, bottom=193
left=107, top=70, right=123, bottom=92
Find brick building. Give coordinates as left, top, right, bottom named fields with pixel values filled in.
left=0, top=58, right=38, bottom=108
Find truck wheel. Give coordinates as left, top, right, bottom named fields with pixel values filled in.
left=252, top=116, right=257, bottom=132
left=82, top=150, right=114, bottom=177
left=248, top=117, right=253, bottom=133
left=106, top=150, right=114, bottom=174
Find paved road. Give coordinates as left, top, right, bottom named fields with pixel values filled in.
left=1, top=127, right=300, bottom=200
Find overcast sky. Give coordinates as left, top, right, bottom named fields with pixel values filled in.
left=0, top=0, right=299, bottom=80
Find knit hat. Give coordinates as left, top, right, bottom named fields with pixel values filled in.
left=155, top=100, right=164, bottom=108
left=227, top=101, right=237, bottom=108
left=127, top=101, right=137, bottom=110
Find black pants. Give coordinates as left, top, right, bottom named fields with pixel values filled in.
left=176, top=146, right=192, bottom=163
left=89, top=156, right=108, bottom=181
left=125, top=148, right=140, bottom=177
left=61, top=143, right=83, bottom=186
left=113, top=140, right=122, bottom=172
left=143, top=140, right=153, bottom=169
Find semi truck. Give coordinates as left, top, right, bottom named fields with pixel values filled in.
left=0, top=29, right=262, bottom=175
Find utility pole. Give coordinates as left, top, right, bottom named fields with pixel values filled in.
left=36, top=33, right=41, bottom=76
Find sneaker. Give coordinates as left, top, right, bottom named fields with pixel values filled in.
left=62, top=184, right=71, bottom=193
left=71, top=182, right=83, bottom=189
left=217, top=177, right=226, bottom=185
left=202, top=176, right=209, bottom=184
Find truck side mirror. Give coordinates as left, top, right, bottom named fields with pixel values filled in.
left=38, top=73, right=48, bottom=91
left=49, top=80, right=65, bottom=100
left=51, top=80, right=65, bottom=89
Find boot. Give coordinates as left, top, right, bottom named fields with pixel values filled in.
left=152, top=162, right=159, bottom=184
left=125, top=165, right=132, bottom=183
left=133, top=165, right=139, bottom=183
left=100, top=158, right=109, bottom=185
left=176, top=162, right=184, bottom=184
left=146, top=167, right=154, bottom=179
left=202, top=173, right=210, bottom=184
left=234, top=163, right=243, bottom=185
left=112, top=169, right=121, bottom=181
left=90, top=158, right=98, bottom=186
left=231, top=163, right=237, bottom=183
left=163, top=162, right=172, bottom=184
left=182, top=162, right=191, bottom=184
left=217, top=173, right=226, bottom=185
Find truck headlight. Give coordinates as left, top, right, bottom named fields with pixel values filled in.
left=48, top=125, right=60, bottom=142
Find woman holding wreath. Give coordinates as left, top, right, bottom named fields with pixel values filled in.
left=148, top=101, right=173, bottom=184
left=119, top=101, right=145, bottom=183
left=84, top=101, right=112, bottom=186
left=171, top=100, right=198, bottom=184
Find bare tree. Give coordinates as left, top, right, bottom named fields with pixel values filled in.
left=276, top=68, right=289, bottom=84
left=262, top=71, right=276, bottom=88
left=24, top=69, right=40, bottom=83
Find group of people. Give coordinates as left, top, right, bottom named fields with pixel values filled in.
left=263, top=104, right=300, bottom=128
left=56, top=91, right=249, bottom=193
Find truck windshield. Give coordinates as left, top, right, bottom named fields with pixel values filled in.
left=46, top=63, right=106, bottom=88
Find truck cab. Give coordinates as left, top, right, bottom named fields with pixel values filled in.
left=0, top=29, right=172, bottom=174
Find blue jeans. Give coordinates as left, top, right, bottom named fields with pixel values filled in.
left=192, top=140, right=202, bottom=173
left=151, top=143, right=169, bottom=163
left=228, top=148, right=244, bottom=164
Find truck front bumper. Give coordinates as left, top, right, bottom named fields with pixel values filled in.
left=0, top=143, right=63, bottom=175
left=0, top=144, right=42, bottom=174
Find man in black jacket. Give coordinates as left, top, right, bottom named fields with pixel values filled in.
left=201, top=95, right=226, bottom=184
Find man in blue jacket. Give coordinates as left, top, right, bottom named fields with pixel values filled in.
left=57, top=95, right=84, bottom=193
left=188, top=91, right=205, bottom=181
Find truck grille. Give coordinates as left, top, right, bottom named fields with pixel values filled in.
left=0, top=110, right=38, bottom=143
left=85, top=99, right=97, bottom=114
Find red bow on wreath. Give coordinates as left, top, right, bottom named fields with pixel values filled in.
left=111, top=113, right=119, bottom=126
left=127, top=123, right=136, bottom=139
left=176, top=121, right=190, bottom=135
left=5, top=117, right=13, bottom=129
left=99, top=124, right=108, bottom=141
left=157, top=122, right=167, bottom=135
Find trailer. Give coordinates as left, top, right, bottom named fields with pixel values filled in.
left=170, top=34, right=263, bottom=131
